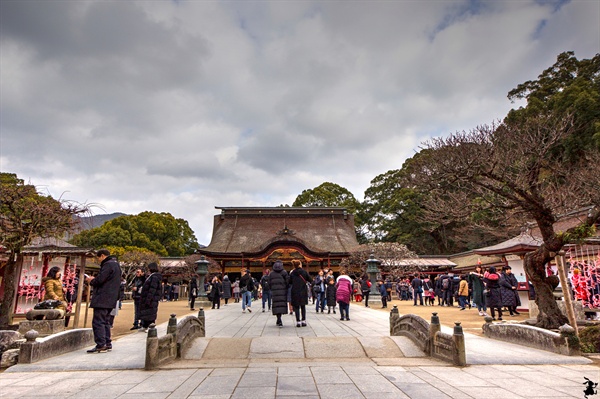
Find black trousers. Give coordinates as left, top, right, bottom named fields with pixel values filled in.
left=92, top=307, right=112, bottom=347
left=133, top=297, right=141, bottom=327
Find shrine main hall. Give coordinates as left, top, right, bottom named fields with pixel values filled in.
left=197, top=207, right=360, bottom=276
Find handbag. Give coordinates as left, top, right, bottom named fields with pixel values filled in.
left=34, top=299, right=62, bottom=309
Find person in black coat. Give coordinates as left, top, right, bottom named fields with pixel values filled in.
left=500, top=266, right=521, bottom=316
left=289, top=259, right=312, bottom=327
left=267, top=260, right=289, bottom=327
left=188, top=278, right=198, bottom=311
left=325, top=276, right=337, bottom=314
left=139, top=262, right=163, bottom=330
left=484, top=266, right=503, bottom=321
left=86, top=249, right=122, bottom=353
left=130, top=269, right=146, bottom=329
left=210, top=275, right=222, bottom=309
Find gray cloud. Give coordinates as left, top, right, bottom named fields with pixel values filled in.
left=1, top=0, right=598, bottom=244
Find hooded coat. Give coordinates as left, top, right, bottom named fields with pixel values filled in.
left=139, top=272, right=163, bottom=322
left=483, top=272, right=502, bottom=308
left=499, top=272, right=520, bottom=307
left=335, top=275, right=353, bottom=304
left=267, top=261, right=289, bottom=315
left=90, top=255, right=122, bottom=309
left=326, top=280, right=337, bottom=306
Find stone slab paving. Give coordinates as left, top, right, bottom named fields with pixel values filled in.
left=3, top=302, right=598, bottom=398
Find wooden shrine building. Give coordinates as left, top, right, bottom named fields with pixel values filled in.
left=197, top=207, right=361, bottom=276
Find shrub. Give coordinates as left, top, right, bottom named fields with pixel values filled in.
left=579, top=325, right=600, bottom=353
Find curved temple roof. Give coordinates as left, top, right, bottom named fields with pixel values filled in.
left=198, top=207, right=360, bottom=257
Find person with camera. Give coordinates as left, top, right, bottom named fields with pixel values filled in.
left=85, top=249, right=122, bottom=353
left=130, top=268, right=146, bottom=330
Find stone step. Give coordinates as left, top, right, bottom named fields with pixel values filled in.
left=182, top=335, right=427, bottom=361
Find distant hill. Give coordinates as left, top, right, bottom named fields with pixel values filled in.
left=75, top=212, right=127, bottom=232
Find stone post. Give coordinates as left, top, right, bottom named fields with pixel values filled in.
left=389, top=305, right=399, bottom=335
left=167, top=314, right=177, bottom=335
left=18, top=330, right=39, bottom=364
left=452, top=322, right=466, bottom=366
left=145, top=323, right=158, bottom=370
left=559, top=324, right=581, bottom=356
left=197, top=308, right=206, bottom=337
left=429, top=312, right=441, bottom=356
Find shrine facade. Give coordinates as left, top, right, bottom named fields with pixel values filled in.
left=197, top=207, right=360, bottom=277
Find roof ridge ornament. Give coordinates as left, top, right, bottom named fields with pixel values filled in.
left=277, top=224, right=295, bottom=236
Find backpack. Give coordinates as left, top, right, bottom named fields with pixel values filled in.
left=261, top=276, right=270, bottom=291
left=442, top=278, right=449, bottom=290
left=246, top=278, right=255, bottom=292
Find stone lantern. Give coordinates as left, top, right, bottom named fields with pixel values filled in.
left=366, top=254, right=382, bottom=304
left=194, top=255, right=210, bottom=298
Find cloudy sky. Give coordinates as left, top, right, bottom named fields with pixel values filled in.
left=1, top=0, right=598, bottom=245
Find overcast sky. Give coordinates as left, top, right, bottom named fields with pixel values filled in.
left=1, top=0, right=599, bottom=245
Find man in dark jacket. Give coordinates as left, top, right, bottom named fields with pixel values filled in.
left=86, top=249, right=122, bottom=353
left=411, top=274, right=424, bottom=306
left=130, top=269, right=146, bottom=329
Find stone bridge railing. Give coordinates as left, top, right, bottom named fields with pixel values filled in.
left=482, top=316, right=580, bottom=356
left=145, top=309, right=206, bottom=370
left=389, top=306, right=466, bottom=366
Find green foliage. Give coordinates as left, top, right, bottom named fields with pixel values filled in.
left=70, top=211, right=199, bottom=257
left=292, top=182, right=367, bottom=243
left=506, top=51, right=600, bottom=159
left=579, top=325, right=600, bottom=353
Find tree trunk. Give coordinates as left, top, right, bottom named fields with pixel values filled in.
left=0, top=254, right=22, bottom=328
left=524, top=248, right=569, bottom=329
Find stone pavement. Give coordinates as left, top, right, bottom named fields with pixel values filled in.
left=1, top=302, right=598, bottom=398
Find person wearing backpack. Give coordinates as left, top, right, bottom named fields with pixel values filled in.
left=260, top=270, right=272, bottom=312
left=240, top=269, right=254, bottom=313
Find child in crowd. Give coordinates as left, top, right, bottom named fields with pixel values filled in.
left=326, top=276, right=337, bottom=314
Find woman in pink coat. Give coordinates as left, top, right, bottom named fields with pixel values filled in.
left=335, top=271, right=353, bottom=321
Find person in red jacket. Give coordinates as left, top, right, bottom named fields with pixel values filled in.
left=336, top=271, right=353, bottom=321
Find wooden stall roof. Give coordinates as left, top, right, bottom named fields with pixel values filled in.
left=21, top=237, right=95, bottom=257
left=449, top=250, right=504, bottom=271
left=473, top=233, right=543, bottom=256
left=198, top=207, right=360, bottom=257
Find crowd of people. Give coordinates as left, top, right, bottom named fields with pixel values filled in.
left=42, top=250, right=596, bottom=354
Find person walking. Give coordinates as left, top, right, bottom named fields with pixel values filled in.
left=188, top=277, right=198, bottom=311
left=267, top=260, right=289, bottom=327
left=260, top=270, right=272, bottom=312
left=289, top=259, right=312, bottom=327
left=335, top=271, right=353, bottom=321
left=411, top=274, right=424, bottom=306
left=221, top=275, right=232, bottom=305
left=360, top=275, right=371, bottom=307
left=484, top=266, right=503, bottom=321
left=139, top=262, right=163, bottom=331
left=240, top=269, right=254, bottom=313
left=85, top=249, right=122, bottom=353
left=130, top=268, right=146, bottom=329
left=378, top=280, right=388, bottom=308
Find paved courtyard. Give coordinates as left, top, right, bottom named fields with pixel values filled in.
left=1, top=302, right=598, bottom=398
